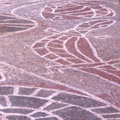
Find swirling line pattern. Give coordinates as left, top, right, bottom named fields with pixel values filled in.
left=41, top=1, right=115, bottom=20
left=0, top=1, right=120, bottom=120
left=32, top=2, right=120, bottom=84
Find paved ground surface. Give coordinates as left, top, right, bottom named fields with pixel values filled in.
left=0, top=0, right=120, bottom=119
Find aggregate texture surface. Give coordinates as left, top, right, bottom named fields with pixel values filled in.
left=0, top=0, right=120, bottom=119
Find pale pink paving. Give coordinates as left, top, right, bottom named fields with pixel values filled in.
left=0, top=0, right=120, bottom=120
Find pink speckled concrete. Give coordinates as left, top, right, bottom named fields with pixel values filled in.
left=0, top=0, right=120, bottom=119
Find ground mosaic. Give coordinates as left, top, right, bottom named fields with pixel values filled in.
left=0, top=0, right=120, bottom=120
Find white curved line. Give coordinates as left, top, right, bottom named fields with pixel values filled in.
left=75, top=38, right=95, bottom=62
left=11, top=2, right=38, bottom=33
